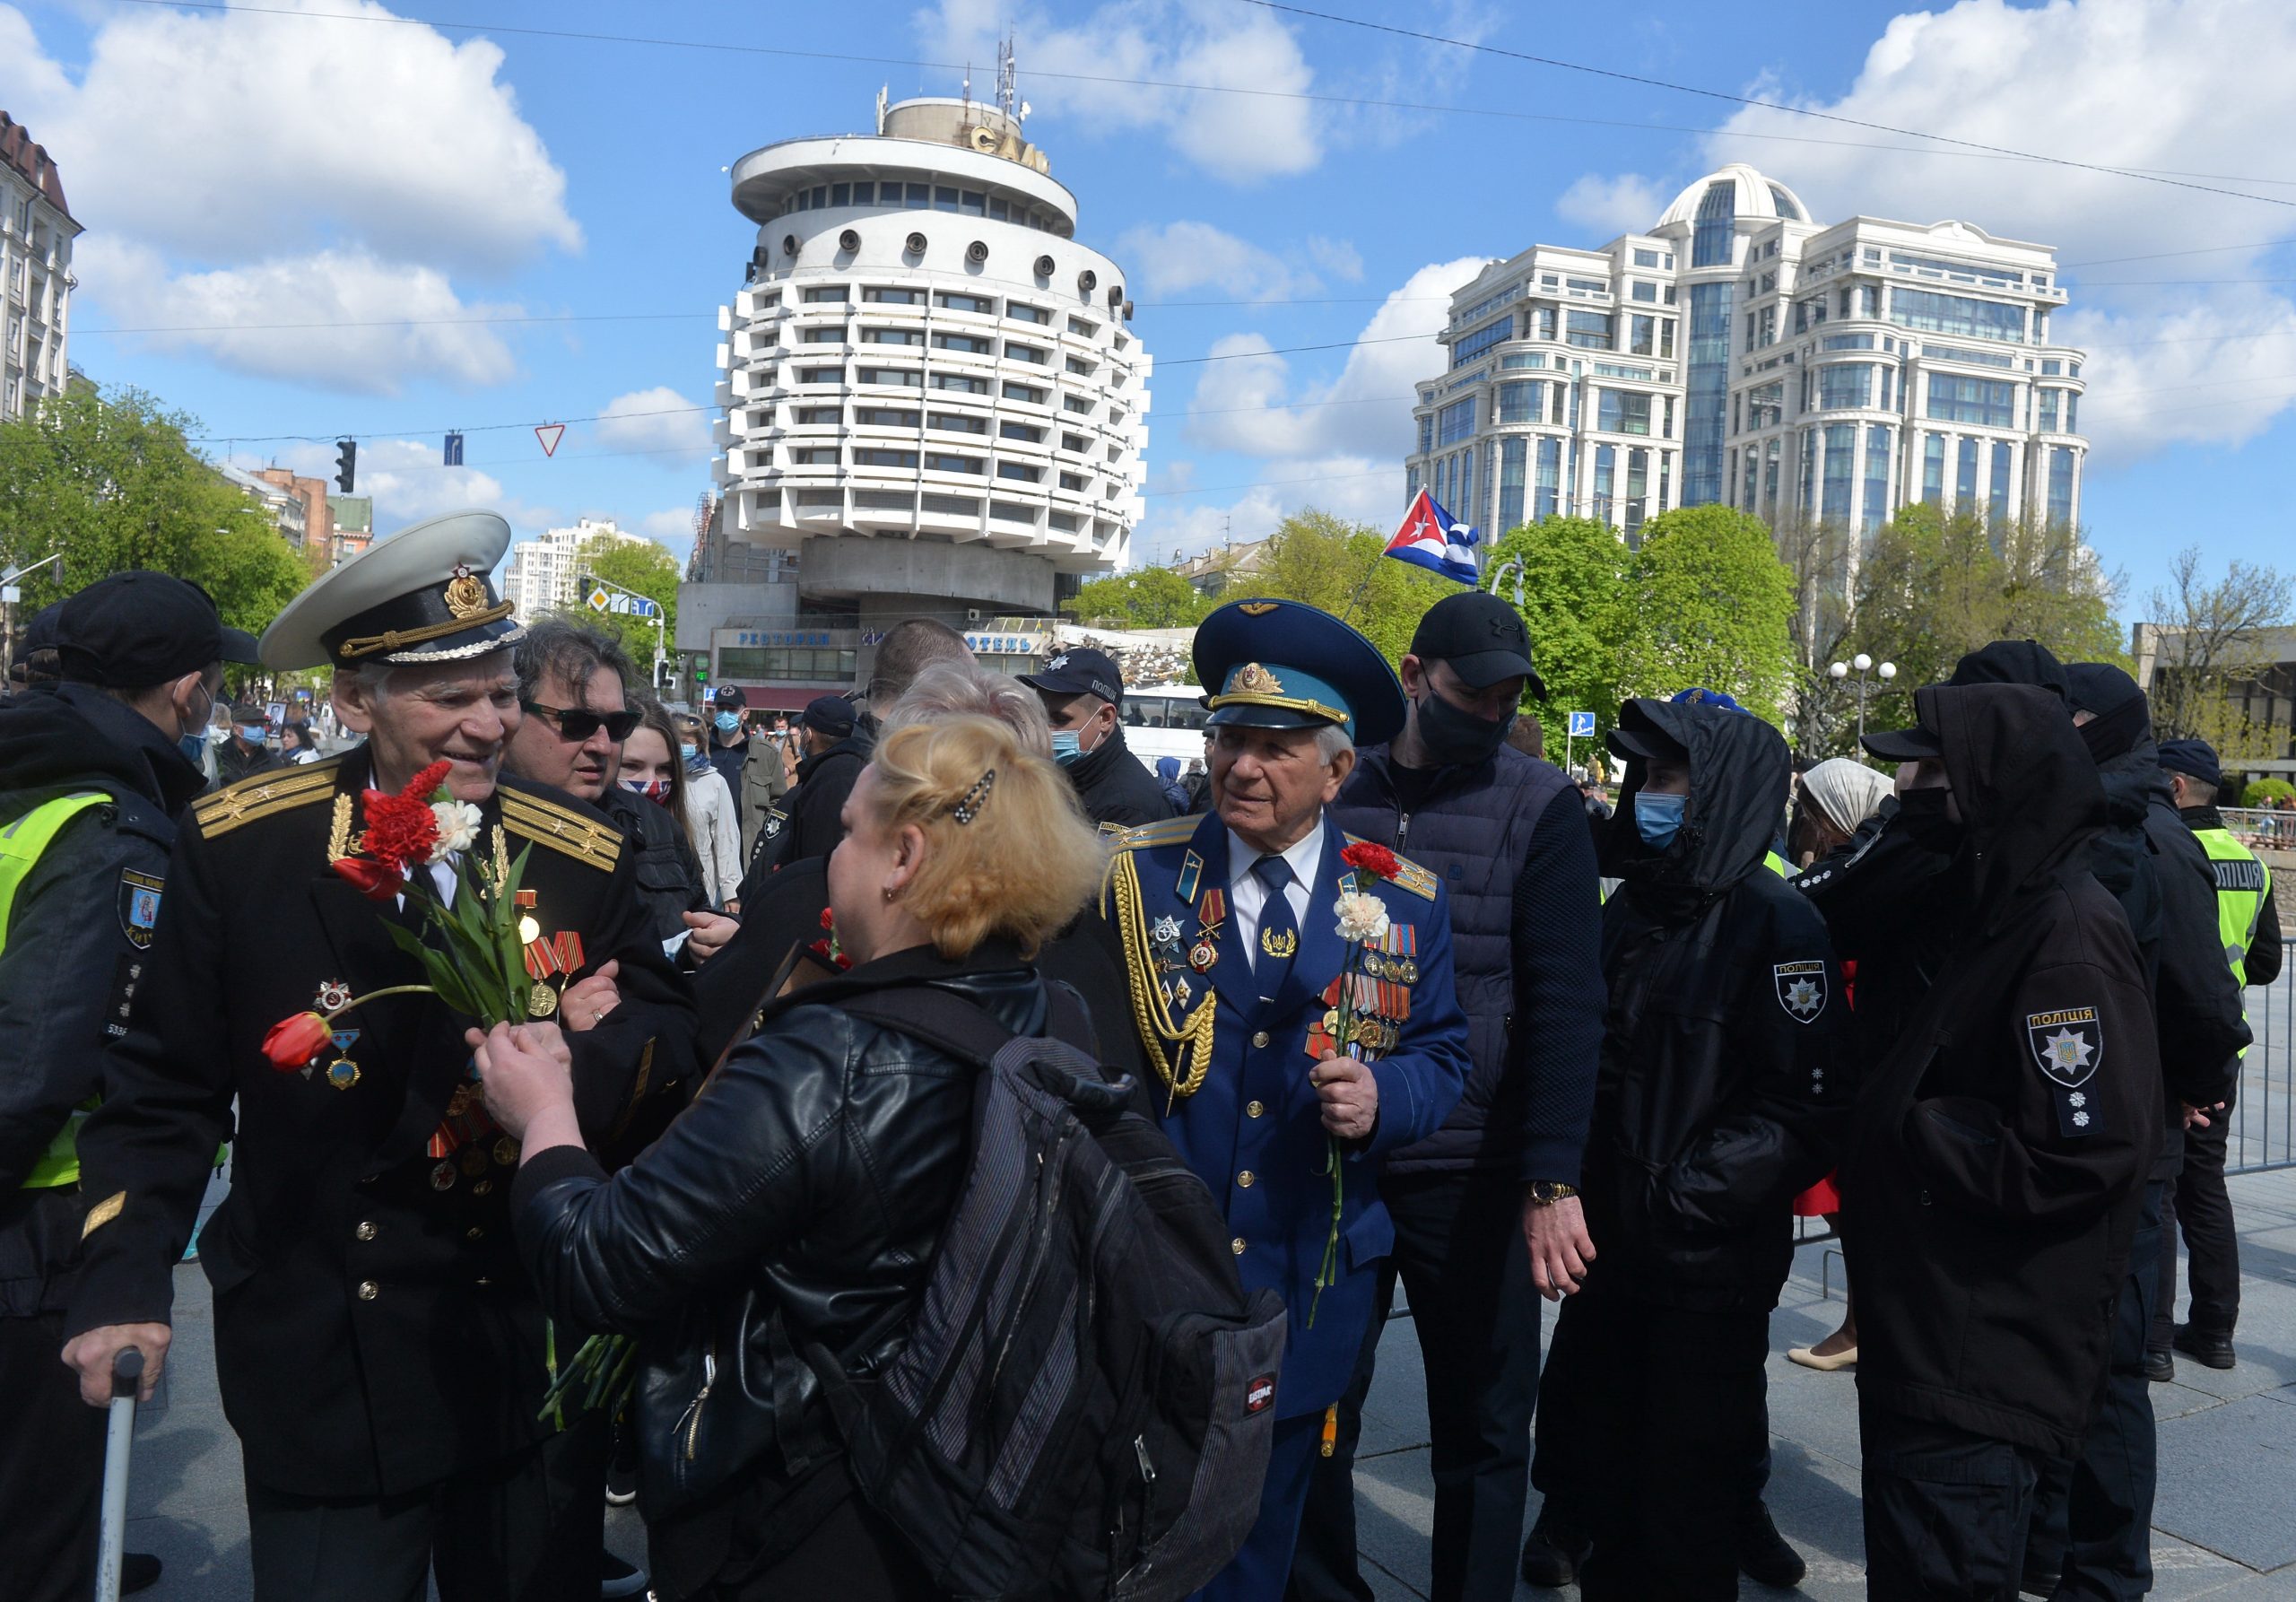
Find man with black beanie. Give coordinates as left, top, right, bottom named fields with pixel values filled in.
left=0, top=571, right=256, bottom=1601
left=1292, top=593, right=1604, bottom=1602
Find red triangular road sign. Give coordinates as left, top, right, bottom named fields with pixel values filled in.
left=535, top=422, right=565, bottom=457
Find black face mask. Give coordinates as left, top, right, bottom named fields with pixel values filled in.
left=1892, top=786, right=1961, bottom=853
left=1414, top=689, right=1514, bottom=768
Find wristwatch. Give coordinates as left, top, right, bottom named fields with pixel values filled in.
left=1527, top=1180, right=1578, bottom=1206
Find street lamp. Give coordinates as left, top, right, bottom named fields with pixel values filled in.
left=1829, top=655, right=1898, bottom=746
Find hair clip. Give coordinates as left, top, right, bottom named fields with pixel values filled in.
left=950, top=767, right=996, bottom=824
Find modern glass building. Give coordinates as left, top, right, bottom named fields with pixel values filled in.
left=1405, top=163, right=2086, bottom=548
left=683, top=89, right=1151, bottom=708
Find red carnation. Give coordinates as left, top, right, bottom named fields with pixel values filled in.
left=820, top=905, right=836, bottom=931
left=262, top=1011, right=334, bottom=1071
left=359, top=761, right=451, bottom=871
left=332, top=856, right=400, bottom=901
left=1340, top=841, right=1400, bottom=881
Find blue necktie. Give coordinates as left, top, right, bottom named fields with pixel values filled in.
left=1251, top=854, right=1298, bottom=1006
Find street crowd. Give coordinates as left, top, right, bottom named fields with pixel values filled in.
left=0, top=507, right=2279, bottom=1602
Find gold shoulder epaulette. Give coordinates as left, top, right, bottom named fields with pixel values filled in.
left=1109, top=814, right=1197, bottom=852
left=500, top=788, right=622, bottom=871
left=1342, top=833, right=1441, bottom=901
left=1389, top=858, right=1439, bottom=901
left=191, top=760, right=342, bottom=838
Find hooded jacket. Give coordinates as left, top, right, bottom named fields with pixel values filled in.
left=1584, top=700, right=1852, bottom=1307
left=751, top=730, right=873, bottom=882
left=1840, top=683, right=2162, bottom=1458
left=0, top=683, right=207, bottom=1311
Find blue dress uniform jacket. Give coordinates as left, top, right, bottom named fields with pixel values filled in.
left=65, top=749, right=699, bottom=1499
left=1101, top=809, right=1471, bottom=1419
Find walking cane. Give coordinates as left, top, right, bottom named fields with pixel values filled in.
left=94, top=1347, right=142, bottom=1602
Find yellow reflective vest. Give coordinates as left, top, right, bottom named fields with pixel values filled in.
left=1, top=793, right=111, bottom=1189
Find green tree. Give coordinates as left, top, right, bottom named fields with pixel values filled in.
left=567, top=533, right=682, bottom=679
left=1068, top=566, right=1210, bottom=630
left=0, top=386, right=309, bottom=639
left=1613, top=505, right=1798, bottom=721
left=1483, top=515, right=1629, bottom=739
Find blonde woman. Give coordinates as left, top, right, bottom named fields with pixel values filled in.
left=470, top=715, right=1108, bottom=1600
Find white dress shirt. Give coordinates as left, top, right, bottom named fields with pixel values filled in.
left=1227, top=823, right=1325, bottom=972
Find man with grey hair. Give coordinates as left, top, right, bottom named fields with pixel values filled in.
left=61, top=514, right=691, bottom=1602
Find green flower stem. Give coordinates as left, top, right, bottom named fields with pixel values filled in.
left=328, top=983, right=438, bottom=1017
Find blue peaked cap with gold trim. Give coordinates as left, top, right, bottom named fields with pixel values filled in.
left=1193, top=597, right=1405, bottom=746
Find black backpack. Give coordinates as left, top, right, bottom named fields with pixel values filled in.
left=827, top=987, right=1288, bottom=1602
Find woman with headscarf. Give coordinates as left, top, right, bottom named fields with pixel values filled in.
left=1786, top=756, right=1895, bottom=1371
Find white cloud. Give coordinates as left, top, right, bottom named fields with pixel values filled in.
left=916, top=0, right=1322, bottom=182
left=1117, top=222, right=1318, bottom=301
left=1555, top=173, right=1669, bottom=239
left=82, top=239, right=520, bottom=393
left=0, top=0, right=578, bottom=272
left=1133, top=453, right=1403, bottom=567
left=1178, top=257, right=1489, bottom=458
left=595, top=387, right=714, bottom=461
left=642, top=506, right=704, bottom=544
left=0, top=0, right=578, bottom=394
left=1677, top=0, right=2296, bottom=464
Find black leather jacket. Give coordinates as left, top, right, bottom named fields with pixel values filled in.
left=510, top=941, right=1048, bottom=1522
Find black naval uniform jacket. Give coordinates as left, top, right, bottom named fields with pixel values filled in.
left=66, top=750, right=698, bottom=1498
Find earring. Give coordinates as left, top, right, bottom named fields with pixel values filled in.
left=883, top=885, right=896, bottom=902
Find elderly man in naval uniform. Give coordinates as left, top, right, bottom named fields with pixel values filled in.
left=1100, top=596, right=1471, bottom=1598
left=60, top=511, right=694, bottom=1602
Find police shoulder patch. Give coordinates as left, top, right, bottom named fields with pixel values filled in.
left=1774, top=960, right=1828, bottom=1023
left=2026, top=1006, right=2102, bottom=1089
left=117, top=867, right=165, bottom=949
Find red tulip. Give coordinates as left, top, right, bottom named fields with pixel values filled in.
left=332, top=856, right=400, bottom=901
left=262, top=1011, right=334, bottom=1071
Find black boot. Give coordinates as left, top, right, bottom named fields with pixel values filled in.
left=2172, top=1322, right=2236, bottom=1371
left=1738, top=1502, right=1807, bottom=1588
left=2142, top=1346, right=2176, bottom=1383
left=1520, top=1506, right=1590, bottom=1589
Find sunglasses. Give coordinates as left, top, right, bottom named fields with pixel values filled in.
left=521, top=701, right=642, bottom=743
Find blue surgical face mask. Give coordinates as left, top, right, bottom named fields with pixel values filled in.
left=237, top=724, right=267, bottom=742
left=679, top=742, right=699, bottom=760
left=1633, top=790, right=1688, bottom=849
left=178, top=733, right=207, bottom=766
left=714, top=710, right=740, bottom=733
left=1050, top=729, right=1084, bottom=767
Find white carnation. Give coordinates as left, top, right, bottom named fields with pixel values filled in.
left=1335, top=891, right=1390, bottom=944
left=430, top=799, right=483, bottom=859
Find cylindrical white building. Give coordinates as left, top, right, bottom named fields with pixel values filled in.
left=689, top=94, right=1151, bottom=705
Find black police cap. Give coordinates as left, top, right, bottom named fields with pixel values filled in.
left=56, top=570, right=259, bottom=689
left=1018, top=647, right=1123, bottom=705
left=2157, top=737, right=2222, bottom=790
left=1409, top=591, right=1546, bottom=699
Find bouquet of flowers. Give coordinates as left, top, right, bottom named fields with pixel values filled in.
left=1306, top=840, right=1400, bottom=1326
left=260, top=760, right=541, bottom=1075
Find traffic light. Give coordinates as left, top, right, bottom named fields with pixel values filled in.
left=335, top=439, right=358, bottom=493
left=692, top=661, right=710, bottom=687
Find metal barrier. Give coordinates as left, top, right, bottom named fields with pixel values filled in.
left=2221, top=807, right=2296, bottom=852
left=2231, top=959, right=2294, bottom=1175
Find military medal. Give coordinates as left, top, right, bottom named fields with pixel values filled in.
left=326, top=1058, right=361, bottom=1090
left=459, top=1145, right=489, bottom=1177
left=1189, top=887, right=1227, bottom=971
left=430, top=1159, right=457, bottom=1191
left=493, top=1136, right=519, bottom=1167
left=521, top=927, right=585, bottom=1020
left=528, top=982, right=558, bottom=1017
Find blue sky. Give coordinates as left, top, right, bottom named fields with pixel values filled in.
left=4, top=0, right=2289, bottom=622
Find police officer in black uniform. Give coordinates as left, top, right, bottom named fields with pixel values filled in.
left=1017, top=647, right=1172, bottom=830
left=0, top=572, right=255, bottom=1602
left=59, top=512, right=697, bottom=1602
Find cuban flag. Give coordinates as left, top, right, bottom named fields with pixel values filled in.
left=1384, top=489, right=1481, bottom=585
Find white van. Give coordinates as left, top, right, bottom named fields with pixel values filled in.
left=1116, top=683, right=1210, bottom=775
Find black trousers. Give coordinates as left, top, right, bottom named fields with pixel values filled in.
left=1861, top=1396, right=2051, bottom=1602
left=0, top=1307, right=106, bottom=1602
left=658, top=1483, right=938, bottom=1602
left=1529, top=1274, right=1769, bottom=1602
left=243, top=1415, right=609, bottom=1602
left=2028, top=1178, right=2161, bottom=1601
left=1285, top=1171, right=1541, bottom=1602
left=2152, top=1109, right=2239, bottom=1346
